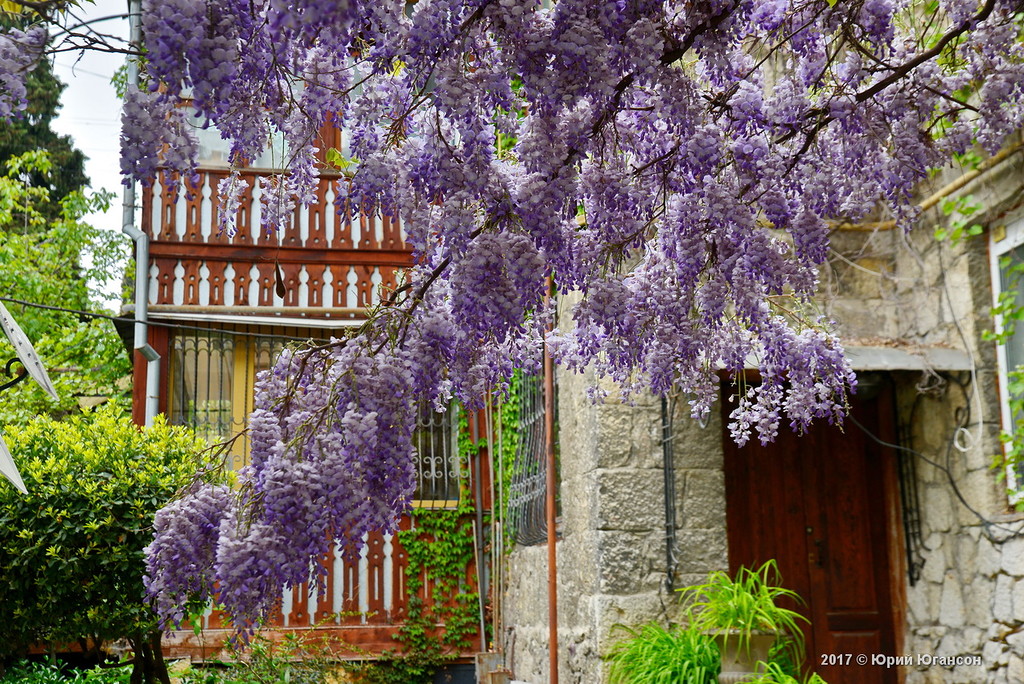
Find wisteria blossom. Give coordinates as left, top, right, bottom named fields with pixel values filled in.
left=0, top=26, right=46, bottom=120
left=6, top=0, right=1024, bottom=630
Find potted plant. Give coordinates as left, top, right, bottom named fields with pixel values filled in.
left=681, top=561, right=807, bottom=684
left=607, top=563, right=830, bottom=684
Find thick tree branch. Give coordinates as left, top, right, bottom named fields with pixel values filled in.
left=560, top=2, right=741, bottom=173
left=772, top=0, right=998, bottom=163
left=854, top=0, right=996, bottom=103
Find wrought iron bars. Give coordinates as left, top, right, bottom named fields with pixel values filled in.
left=412, top=402, right=463, bottom=508
left=169, top=329, right=235, bottom=446
left=507, top=374, right=555, bottom=546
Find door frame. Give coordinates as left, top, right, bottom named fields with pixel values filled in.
left=722, top=375, right=907, bottom=681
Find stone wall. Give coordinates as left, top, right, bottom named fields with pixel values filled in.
left=503, top=368, right=729, bottom=683
left=502, top=149, right=1024, bottom=683
left=827, top=150, right=1024, bottom=683
left=891, top=158, right=1024, bottom=684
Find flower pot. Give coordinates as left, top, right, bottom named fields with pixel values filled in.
left=714, top=632, right=776, bottom=684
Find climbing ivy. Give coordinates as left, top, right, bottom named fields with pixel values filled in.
left=933, top=194, right=984, bottom=244
left=495, top=371, right=523, bottom=523
left=343, top=500, right=478, bottom=683
left=345, top=417, right=484, bottom=683
left=345, top=381, right=530, bottom=682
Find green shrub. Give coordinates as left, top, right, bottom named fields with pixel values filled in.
left=178, top=634, right=334, bottom=684
left=607, top=621, right=719, bottom=684
left=0, top=407, right=218, bottom=683
left=0, top=660, right=132, bottom=683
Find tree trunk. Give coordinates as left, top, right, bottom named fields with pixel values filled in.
left=129, top=634, right=143, bottom=684
left=149, top=630, right=171, bottom=684
left=129, top=631, right=171, bottom=684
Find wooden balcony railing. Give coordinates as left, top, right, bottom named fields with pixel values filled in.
left=162, top=521, right=484, bottom=661
left=141, top=167, right=485, bottom=662
left=140, top=169, right=413, bottom=313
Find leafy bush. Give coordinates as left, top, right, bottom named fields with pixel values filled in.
left=177, top=634, right=334, bottom=684
left=0, top=660, right=131, bottom=683
left=0, top=407, right=217, bottom=682
left=607, top=621, right=719, bottom=684
left=0, top=151, right=129, bottom=426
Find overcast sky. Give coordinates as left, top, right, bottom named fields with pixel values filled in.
left=50, top=0, right=130, bottom=234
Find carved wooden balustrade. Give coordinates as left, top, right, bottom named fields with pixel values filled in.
left=140, top=169, right=411, bottom=313
left=162, top=524, right=484, bottom=660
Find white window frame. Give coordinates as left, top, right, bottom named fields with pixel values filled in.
left=989, top=215, right=1024, bottom=502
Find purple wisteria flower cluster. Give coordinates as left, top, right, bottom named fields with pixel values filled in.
left=147, top=344, right=420, bottom=630
left=11, top=0, right=1024, bottom=630
left=0, top=26, right=46, bottom=120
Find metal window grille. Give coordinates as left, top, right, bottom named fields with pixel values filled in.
left=252, top=335, right=288, bottom=377
left=412, top=403, right=463, bottom=508
left=171, top=328, right=465, bottom=498
left=170, top=328, right=292, bottom=467
left=169, top=330, right=236, bottom=444
left=898, top=391, right=929, bottom=586
left=507, top=374, right=556, bottom=545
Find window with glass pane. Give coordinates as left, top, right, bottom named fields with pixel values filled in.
left=412, top=403, right=462, bottom=508
left=170, top=329, right=290, bottom=469
left=169, top=331, right=235, bottom=445
left=171, top=328, right=462, bottom=496
left=1000, top=246, right=1024, bottom=381
left=187, top=109, right=290, bottom=169
left=992, top=221, right=1024, bottom=498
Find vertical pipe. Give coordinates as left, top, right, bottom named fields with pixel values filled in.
left=122, top=0, right=160, bottom=427
left=544, top=283, right=558, bottom=684
left=484, top=401, right=499, bottom=651
left=488, top=402, right=502, bottom=652
left=661, top=397, right=678, bottom=592
left=470, top=518, right=487, bottom=650
left=471, top=407, right=488, bottom=647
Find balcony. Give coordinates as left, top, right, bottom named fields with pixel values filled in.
left=139, top=169, right=411, bottom=316
left=133, top=166, right=485, bottom=664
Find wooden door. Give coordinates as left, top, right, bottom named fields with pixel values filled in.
left=723, top=385, right=901, bottom=683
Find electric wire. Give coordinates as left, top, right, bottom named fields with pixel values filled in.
left=849, top=404, right=1024, bottom=543
left=935, top=242, right=986, bottom=454
left=0, top=295, right=343, bottom=344
left=878, top=200, right=1024, bottom=541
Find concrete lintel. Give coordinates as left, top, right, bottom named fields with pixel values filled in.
left=844, top=345, right=973, bottom=372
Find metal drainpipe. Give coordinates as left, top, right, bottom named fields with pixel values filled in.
left=122, top=0, right=159, bottom=427
left=661, top=397, right=679, bottom=592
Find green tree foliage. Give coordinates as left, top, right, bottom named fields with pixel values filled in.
left=0, top=35, right=87, bottom=222
left=0, top=151, right=129, bottom=424
left=0, top=407, right=219, bottom=683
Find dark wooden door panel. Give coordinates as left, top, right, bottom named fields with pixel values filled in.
left=724, top=388, right=899, bottom=684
